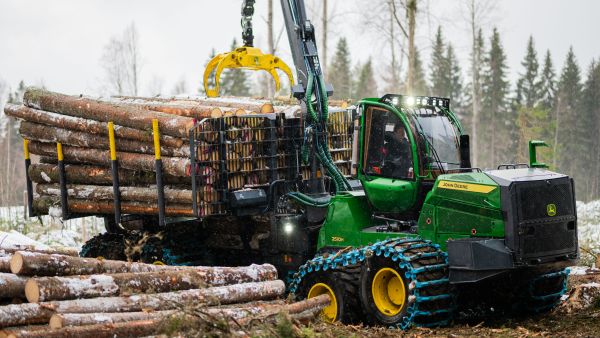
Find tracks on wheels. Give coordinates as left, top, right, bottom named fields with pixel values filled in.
left=289, top=237, right=454, bottom=329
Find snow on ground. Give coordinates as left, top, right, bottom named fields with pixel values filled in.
left=0, top=206, right=105, bottom=250
left=577, top=200, right=600, bottom=265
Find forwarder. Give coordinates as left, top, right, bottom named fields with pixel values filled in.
left=78, top=0, right=578, bottom=328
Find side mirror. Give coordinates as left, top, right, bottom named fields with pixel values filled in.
left=459, top=135, right=472, bottom=169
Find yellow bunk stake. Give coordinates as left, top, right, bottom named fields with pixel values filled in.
left=108, top=122, right=122, bottom=227
left=23, top=139, right=34, bottom=217
left=203, top=46, right=295, bottom=97
left=153, top=119, right=166, bottom=227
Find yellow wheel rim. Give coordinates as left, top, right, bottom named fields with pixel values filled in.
left=371, top=267, right=406, bottom=316
left=308, top=282, right=338, bottom=322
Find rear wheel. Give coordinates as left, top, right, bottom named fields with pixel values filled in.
left=360, top=256, right=410, bottom=325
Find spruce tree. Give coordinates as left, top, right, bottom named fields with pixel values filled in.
left=353, top=58, right=377, bottom=99
left=554, top=47, right=582, bottom=176
left=481, top=27, right=510, bottom=167
left=429, top=26, right=448, bottom=97
left=539, top=50, right=557, bottom=110
left=515, top=36, right=540, bottom=108
left=447, top=44, right=463, bottom=109
left=412, top=49, right=428, bottom=96
left=328, top=37, right=352, bottom=99
left=220, top=39, right=251, bottom=96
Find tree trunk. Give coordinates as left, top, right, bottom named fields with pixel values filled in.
left=37, top=184, right=193, bottom=204
left=0, top=280, right=285, bottom=327
left=49, top=295, right=328, bottom=329
left=32, top=196, right=194, bottom=218
left=27, top=141, right=190, bottom=177
left=19, top=122, right=189, bottom=157
left=1, top=246, right=79, bottom=257
left=23, top=88, right=195, bottom=138
left=0, top=273, right=28, bottom=299
left=2, top=319, right=163, bottom=338
left=4, top=104, right=184, bottom=148
left=406, top=0, right=417, bottom=95
left=26, top=264, right=277, bottom=302
left=10, top=250, right=277, bottom=278
left=28, top=163, right=189, bottom=186
left=112, top=95, right=275, bottom=113
left=321, top=0, right=328, bottom=76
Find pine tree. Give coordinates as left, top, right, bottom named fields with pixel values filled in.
left=481, top=27, right=510, bottom=167
left=429, top=26, right=448, bottom=97
left=353, top=58, right=377, bottom=99
left=328, top=37, right=352, bottom=99
left=220, top=39, right=251, bottom=96
left=554, top=47, right=582, bottom=177
left=515, top=36, right=540, bottom=108
left=539, top=50, right=557, bottom=110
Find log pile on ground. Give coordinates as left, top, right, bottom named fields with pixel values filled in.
left=5, top=87, right=353, bottom=218
left=0, top=251, right=329, bottom=337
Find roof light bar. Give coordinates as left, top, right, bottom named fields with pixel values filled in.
left=379, top=94, right=450, bottom=109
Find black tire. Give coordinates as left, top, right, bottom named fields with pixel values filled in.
left=80, top=232, right=127, bottom=260
left=296, top=265, right=362, bottom=324
left=359, top=255, right=411, bottom=326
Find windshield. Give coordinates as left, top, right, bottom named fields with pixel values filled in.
left=407, top=107, right=461, bottom=171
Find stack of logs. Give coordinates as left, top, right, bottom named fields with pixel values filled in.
left=0, top=247, right=329, bottom=337
left=4, top=88, right=353, bottom=218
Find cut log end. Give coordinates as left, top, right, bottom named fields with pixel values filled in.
left=24, top=279, right=40, bottom=303
left=48, top=315, right=64, bottom=329
left=9, top=253, right=23, bottom=276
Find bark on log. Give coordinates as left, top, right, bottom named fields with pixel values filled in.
left=26, top=263, right=277, bottom=302
left=1, top=319, right=162, bottom=338
left=0, top=247, right=78, bottom=257
left=28, top=141, right=190, bottom=177
left=0, top=256, right=11, bottom=273
left=0, top=280, right=285, bottom=327
left=19, top=122, right=189, bottom=157
left=32, top=196, right=194, bottom=217
left=10, top=250, right=278, bottom=279
left=112, top=96, right=275, bottom=113
left=4, top=104, right=184, bottom=148
left=37, top=184, right=193, bottom=204
left=48, top=295, right=327, bottom=329
left=28, top=163, right=188, bottom=186
left=23, top=88, right=195, bottom=138
left=0, top=273, right=28, bottom=299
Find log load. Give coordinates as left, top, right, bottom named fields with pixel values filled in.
left=27, top=141, right=190, bottom=177
left=0, top=273, right=28, bottom=299
left=4, top=104, right=184, bottom=148
left=25, top=265, right=278, bottom=302
left=31, top=196, right=194, bottom=217
left=10, top=251, right=277, bottom=278
left=48, top=294, right=329, bottom=329
left=23, top=88, right=195, bottom=138
left=19, top=122, right=190, bottom=157
left=27, top=163, right=189, bottom=186
left=36, top=184, right=193, bottom=204
left=0, top=280, right=285, bottom=327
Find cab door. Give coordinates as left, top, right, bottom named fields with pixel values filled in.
left=358, top=104, right=419, bottom=213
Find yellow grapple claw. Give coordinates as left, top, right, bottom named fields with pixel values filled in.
left=203, top=47, right=295, bottom=98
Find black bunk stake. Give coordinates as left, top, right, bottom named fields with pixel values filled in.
left=23, top=139, right=34, bottom=217
left=153, top=119, right=166, bottom=227
left=56, top=142, right=69, bottom=220
left=108, top=122, right=121, bottom=225
left=190, top=127, right=198, bottom=217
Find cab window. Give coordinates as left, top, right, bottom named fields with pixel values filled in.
left=363, top=107, right=414, bottom=180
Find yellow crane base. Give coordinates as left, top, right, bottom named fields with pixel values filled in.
left=203, top=47, right=294, bottom=98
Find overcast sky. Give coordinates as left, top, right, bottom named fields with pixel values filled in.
left=1, top=0, right=599, bottom=97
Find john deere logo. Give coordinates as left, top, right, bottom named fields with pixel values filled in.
left=547, top=204, right=557, bottom=217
